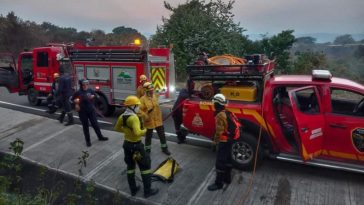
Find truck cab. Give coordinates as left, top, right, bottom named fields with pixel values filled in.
left=182, top=55, right=364, bottom=173
left=0, top=46, right=69, bottom=105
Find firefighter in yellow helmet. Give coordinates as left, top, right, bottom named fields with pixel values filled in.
left=136, top=74, right=148, bottom=98
left=114, top=95, right=159, bottom=198
left=46, top=73, right=61, bottom=114
left=139, top=82, right=171, bottom=155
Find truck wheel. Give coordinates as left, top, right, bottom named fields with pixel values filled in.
left=94, top=94, right=114, bottom=116
left=27, top=88, right=41, bottom=106
left=231, top=132, right=263, bottom=171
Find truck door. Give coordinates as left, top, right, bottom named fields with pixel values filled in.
left=288, top=86, right=325, bottom=161
left=0, top=53, right=18, bottom=93
left=18, top=53, right=33, bottom=93
left=325, top=87, right=364, bottom=162
left=33, top=49, right=51, bottom=92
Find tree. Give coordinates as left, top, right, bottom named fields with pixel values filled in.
left=295, top=36, right=316, bottom=44
left=151, top=0, right=250, bottom=80
left=112, top=26, right=139, bottom=35
left=292, top=51, right=327, bottom=74
left=251, top=30, right=295, bottom=73
left=333, top=34, right=355, bottom=45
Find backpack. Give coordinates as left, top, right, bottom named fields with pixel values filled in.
left=225, top=110, right=242, bottom=141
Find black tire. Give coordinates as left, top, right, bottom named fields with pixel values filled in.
left=94, top=94, right=114, bottom=116
left=27, top=87, right=41, bottom=106
left=231, top=132, right=264, bottom=171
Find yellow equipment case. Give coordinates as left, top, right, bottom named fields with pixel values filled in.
left=220, top=85, right=257, bottom=102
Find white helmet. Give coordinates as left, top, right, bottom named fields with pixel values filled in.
left=212, top=93, right=227, bottom=105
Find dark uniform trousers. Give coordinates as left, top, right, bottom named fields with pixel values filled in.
left=172, top=114, right=184, bottom=141
left=123, top=141, right=152, bottom=193
left=79, top=110, right=102, bottom=143
left=215, top=141, right=233, bottom=186
left=145, top=126, right=167, bottom=152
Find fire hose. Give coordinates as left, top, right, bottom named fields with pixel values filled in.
left=162, top=99, right=186, bottom=122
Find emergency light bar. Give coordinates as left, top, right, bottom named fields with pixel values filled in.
left=312, top=70, right=332, bottom=80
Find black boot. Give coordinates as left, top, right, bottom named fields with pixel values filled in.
left=162, top=147, right=171, bottom=155
left=127, top=173, right=140, bottom=196
left=142, top=173, right=159, bottom=198
left=58, top=111, right=66, bottom=123
left=86, top=141, right=92, bottom=147
left=98, top=136, right=109, bottom=141
left=207, top=172, right=224, bottom=191
left=65, top=112, right=74, bottom=126
left=176, top=131, right=186, bottom=144
left=224, top=167, right=232, bottom=184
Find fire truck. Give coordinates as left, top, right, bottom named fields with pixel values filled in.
left=182, top=54, right=364, bottom=173
left=0, top=41, right=176, bottom=116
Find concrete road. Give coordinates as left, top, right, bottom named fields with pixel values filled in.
left=0, top=87, right=211, bottom=147
left=0, top=106, right=363, bottom=205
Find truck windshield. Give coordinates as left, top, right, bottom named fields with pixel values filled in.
left=59, top=60, right=72, bottom=74
left=0, top=55, right=14, bottom=68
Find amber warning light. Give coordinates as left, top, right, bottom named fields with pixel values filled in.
left=134, top=39, right=141, bottom=45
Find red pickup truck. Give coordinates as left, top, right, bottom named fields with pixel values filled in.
left=181, top=55, right=364, bottom=173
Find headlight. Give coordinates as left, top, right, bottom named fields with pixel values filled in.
left=169, top=85, right=175, bottom=92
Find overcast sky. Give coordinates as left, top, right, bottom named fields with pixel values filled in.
left=1, top=0, right=363, bottom=36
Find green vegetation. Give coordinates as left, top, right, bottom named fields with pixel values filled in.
left=0, top=139, right=100, bottom=205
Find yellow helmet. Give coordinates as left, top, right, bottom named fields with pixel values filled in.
left=124, top=95, right=141, bottom=106
left=139, top=74, right=147, bottom=83
left=143, top=82, right=154, bottom=91
left=53, top=73, right=60, bottom=79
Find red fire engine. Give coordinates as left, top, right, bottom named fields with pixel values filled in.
left=0, top=41, right=175, bottom=116
left=182, top=54, right=364, bottom=173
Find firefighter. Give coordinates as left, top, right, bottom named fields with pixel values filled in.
left=46, top=73, right=60, bottom=114
left=172, top=79, right=195, bottom=144
left=73, top=79, right=108, bottom=147
left=136, top=74, right=148, bottom=98
left=139, top=82, right=171, bottom=155
left=58, top=70, right=74, bottom=126
left=207, top=93, right=232, bottom=191
left=114, top=95, right=159, bottom=198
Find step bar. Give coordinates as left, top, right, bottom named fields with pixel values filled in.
left=275, top=153, right=364, bottom=174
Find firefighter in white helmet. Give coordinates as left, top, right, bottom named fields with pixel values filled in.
left=114, top=95, right=159, bottom=198
left=136, top=74, right=148, bottom=98
left=208, top=93, right=233, bottom=191
left=139, top=82, right=171, bottom=155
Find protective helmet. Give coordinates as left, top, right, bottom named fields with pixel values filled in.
left=124, top=95, right=141, bottom=106
left=81, top=79, right=89, bottom=85
left=143, top=82, right=154, bottom=91
left=139, top=74, right=147, bottom=83
left=53, top=73, right=60, bottom=79
left=212, top=93, right=227, bottom=105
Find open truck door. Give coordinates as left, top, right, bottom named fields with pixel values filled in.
left=289, top=86, right=325, bottom=161
left=0, top=53, right=19, bottom=93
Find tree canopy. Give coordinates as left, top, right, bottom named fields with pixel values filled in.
left=151, top=0, right=250, bottom=80
left=334, top=34, right=355, bottom=45
left=0, top=12, right=146, bottom=54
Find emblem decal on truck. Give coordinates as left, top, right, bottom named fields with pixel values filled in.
left=192, top=113, right=203, bottom=127
left=117, top=71, right=132, bottom=84
left=352, top=128, right=364, bottom=153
